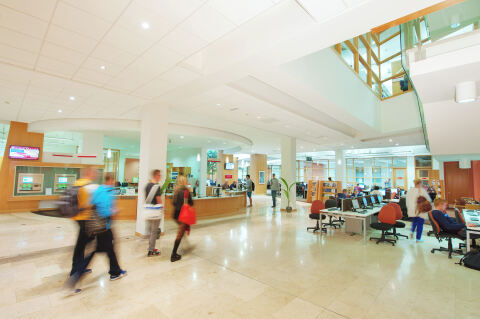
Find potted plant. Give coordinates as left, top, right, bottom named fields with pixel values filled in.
left=280, top=177, right=296, bottom=212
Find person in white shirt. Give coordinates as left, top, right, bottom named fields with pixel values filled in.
left=406, top=179, right=432, bottom=242
left=371, top=186, right=381, bottom=196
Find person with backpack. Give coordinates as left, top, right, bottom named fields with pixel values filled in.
left=171, top=176, right=194, bottom=262
left=144, top=169, right=164, bottom=257
left=246, top=175, right=253, bottom=207
left=69, top=167, right=99, bottom=277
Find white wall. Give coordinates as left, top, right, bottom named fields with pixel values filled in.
left=167, top=147, right=202, bottom=183
left=380, top=92, right=422, bottom=133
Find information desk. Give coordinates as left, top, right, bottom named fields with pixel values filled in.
left=319, top=207, right=381, bottom=243
left=164, top=191, right=247, bottom=220
left=462, top=209, right=480, bottom=252
left=113, top=195, right=138, bottom=220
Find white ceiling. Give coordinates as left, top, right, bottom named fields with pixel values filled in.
left=0, top=0, right=441, bottom=153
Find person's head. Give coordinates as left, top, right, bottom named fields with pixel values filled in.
left=434, top=198, right=448, bottom=211
left=342, top=189, right=347, bottom=194
left=152, top=169, right=161, bottom=183
left=272, top=174, right=276, bottom=178
left=353, top=189, right=359, bottom=194
left=328, top=177, right=332, bottom=181
left=175, top=175, right=188, bottom=192
left=80, top=167, right=97, bottom=181
left=414, top=179, right=422, bottom=188
left=246, top=174, right=250, bottom=180
left=374, top=186, right=380, bottom=190
left=104, top=173, right=114, bottom=186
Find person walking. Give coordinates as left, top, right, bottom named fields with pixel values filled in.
left=406, top=179, right=432, bottom=242
left=69, top=167, right=98, bottom=277
left=144, top=169, right=163, bottom=257
left=65, top=174, right=126, bottom=294
left=270, top=174, right=280, bottom=208
left=246, top=175, right=253, bottom=207
left=171, top=176, right=193, bottom=262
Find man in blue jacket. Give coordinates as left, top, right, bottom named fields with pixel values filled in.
left=432, top=198, right=479, bottom=239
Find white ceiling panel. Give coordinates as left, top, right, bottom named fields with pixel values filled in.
left=0, top=5, right=48, bottom=38
left=297, top=0, right=346, bottom=22
left=36, top=56, right=79, bottom=78
left=181, top=3, right=236, bottom=42
left=343, top=0, right=370, bottom=7
left=45, top=25, right=98, bottom=54
left=158, top=66, right=199, bottom=86
left=61, top=0, right=131, bottom=23
left=209, top=0, right=275, bottom=25
left=0, top=43, right=37, bottom=68
left=91, top=42, right=136, bottom=66
left=81, top=57, right=124, bottom=77
left=159, top=27, right=207, bottom=56
left=0, top=0, right=57, bottom=21
left=105, top=69, right=157, bottom=92
left=0, top=26, right=42, bottom=53
left=127, top=43, right=184, bottom=77
left=52, top=2, right=111, bottom=40
left=40, top=42, right=86, bottom=66
left=135, top=0, right=208, bottom=25
left=132, top=77, right=177, bottom=99
left=103, top=24, right=156, bottom=55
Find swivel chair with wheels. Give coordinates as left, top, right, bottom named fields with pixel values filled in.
left=307, top=200, right=327, bottom=233
left=370, top=205, right=397, bottom=246
left=428, top=211, right=464, bottom=259
left=385, top=203, right=408, bottom=239
left=321, top=199, right=342, bottom=229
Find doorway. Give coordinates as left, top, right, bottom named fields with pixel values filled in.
left=444, top=161, right=473, bottom=204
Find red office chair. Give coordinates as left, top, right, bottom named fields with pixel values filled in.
left=370, top=205, right=397, bottom=245
left=307, top=200, right=326, bottom=233
left=385, top=203, right=408, bottom=239
left=391, top=192, right=397, bottom=199
left=428, top=211, right=464, bottom=258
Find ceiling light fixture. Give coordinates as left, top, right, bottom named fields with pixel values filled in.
left=69, top=96, right=75, bottom=101
left=456, top=81, right=477, bottom=103
left=180, top=135, right=184, bottom=139
left=196, top=153, right=200, bottom=162
left=389, top=138, right=393, bottom=142
left=141, top=21, right=150, bottom=29
left=100, top=65, right=106, bottom=70
left=216, top=103, right=221, bottom=106
left=107, top=148, right=112, bottom=159
left=395, top=143, right=399, bottom=146
left=58, top=109, right=62, bottom=113
left=256, top=116, right=261, bottom=119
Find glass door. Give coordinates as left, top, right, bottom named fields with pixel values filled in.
left=393, top=168, right=406, bottom=189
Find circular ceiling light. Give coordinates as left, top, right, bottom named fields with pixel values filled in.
left=100, top=65, right=106, bottom=70
left=180, top=135, right=184, bottom=139
left=456, top=81, right=477, bottom=103
left=69, top=96, right=75, bottom=101
left=141, top=22, right=150, bottom=29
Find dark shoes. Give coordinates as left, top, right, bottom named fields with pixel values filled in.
left=170, top=253, right=182, bottom=262
left=147, top=249, right=161, bottom=257
left=110, top=270, right=127, bottom=281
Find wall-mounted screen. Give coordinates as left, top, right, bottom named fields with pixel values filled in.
left=225, top=162, right=234, bottom=170
left=9, top=146, right=40, bottom=160
left=23, top=176, right=33, bottom=183
left=58, top=177, right=68, bottom=183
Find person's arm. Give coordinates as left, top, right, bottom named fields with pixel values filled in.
left=188, top=190, right=194, bottom=206
left=435, top=211, right=464, bottom=232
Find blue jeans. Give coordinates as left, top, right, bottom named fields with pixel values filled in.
left=411, top=217, right=424, bottom=240
left=271, top=190, right=277, bottom=207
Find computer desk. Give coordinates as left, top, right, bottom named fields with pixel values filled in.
left=462, top=209, right=480, bottom=252
left=319, top=206, right=381, bottom=244
left=383, top=199, right=400, bottom=204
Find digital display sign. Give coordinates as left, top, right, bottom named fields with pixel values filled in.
left=9, top=146, right=40, bottom=160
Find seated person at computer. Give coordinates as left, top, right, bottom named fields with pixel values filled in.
left=337, top=189, right=349, bottom=199
left=229, top=181, right=237, bottom=190
left=432, top=198, right=480, bottom=239
left=370, top=186, right=381, bottom=196
left=352, top=189, right=361, bottom=197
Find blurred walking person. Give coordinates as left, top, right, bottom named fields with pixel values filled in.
left=144, top=169, right=164, bottom=257
left=171, top=176, right=194, bottom=262
left=270, top=174, right=280, bottom=208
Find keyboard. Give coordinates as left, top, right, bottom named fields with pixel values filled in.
left=327, top=207, right=339, bottom=211
left=471, top=217, right=479, bottom=221
left=355, top=210, right=367, bottom=214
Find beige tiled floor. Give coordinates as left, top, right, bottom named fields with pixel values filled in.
left=0, top=196, right=478, bottom=319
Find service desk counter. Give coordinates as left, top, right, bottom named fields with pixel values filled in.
left=113, top=195, right=138, bottom=220
left=164, top=191, right=247, bottom=220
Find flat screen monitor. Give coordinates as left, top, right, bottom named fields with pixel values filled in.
left=377, top=195, right=383, bottom=203
left=371, top=195, right=377, bottom=204
left=224, top=162, right=234, bottom=170
left=352, top=199, right=360, bottom=210
left=380, top=189, right=386, bottom=196
left=58, top=177, right=68, bottom=183
left=22, top=176, right=33, bottom=183
left=362, top=197, right=368, bottom=208
left=358, top=184, right=365, bottom=189
left=364, top=196, right=372, bottom=205
left=9, top=145, right=40, bottom=160
left=342, top=199, right=353, bottom=212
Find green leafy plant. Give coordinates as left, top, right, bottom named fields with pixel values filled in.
left=280, top=177, right=296, bottom=211
left=161, top=179, right=172, bottom=194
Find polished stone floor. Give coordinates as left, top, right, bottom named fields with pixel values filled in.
left=0, top=196, right=478, bottom=319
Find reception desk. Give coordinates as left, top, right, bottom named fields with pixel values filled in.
left=114, top=195, right=138, bottom=220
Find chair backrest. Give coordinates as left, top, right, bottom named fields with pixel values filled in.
left=454, top=208, right=465, bottom=224
left=391, top=192, right=397, bottom=199
left=311, top=200, right=325, bottom=214
left=378, top=205, right=397, bottom=225
left=387, top=203, right=402, bottom=220
left=428, top=211, right=441, bottom=236
left=325, top=199, right=337, bottom=209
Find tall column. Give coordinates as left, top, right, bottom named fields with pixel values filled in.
left=407, top=156, right=415, bottom=188
left=199, top=147, right=207, bottom=196
left=136, top=103, right=168, bottom=236
left=335, top=149, right=345, bottom=186
left=250, top=153, right=268, bottom=195
left=281, top=137, right=296, bottom=210
left=215, top=149, right=224, bottom=185
left=80, top=132, right=104, bottom=165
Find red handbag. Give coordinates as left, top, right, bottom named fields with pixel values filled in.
left=178, top=189, right=196, bottom=225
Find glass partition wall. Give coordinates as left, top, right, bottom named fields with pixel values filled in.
left=346, top=157, right=407, bottom=189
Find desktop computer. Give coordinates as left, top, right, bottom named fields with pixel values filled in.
left=377, top=194, right=383, bottom=203
left=341, top=198, right=353, bottom=212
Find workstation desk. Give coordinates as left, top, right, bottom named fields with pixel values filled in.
left=462, top=209, right=480, bottom=252
left=319, top=206, right=382, bottom=243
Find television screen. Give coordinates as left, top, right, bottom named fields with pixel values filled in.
left=58, top=177, right=68, bottom=183
left=9, top=146, right=40, bottom=160
left=22, top=176, right=33, bottom=183
left=225, top=162, right=234, bottom=170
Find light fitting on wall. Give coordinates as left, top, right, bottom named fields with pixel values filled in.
left=107, top=148, right=112, bottom=159
left=456, top=81, right=477, bottom=103
left=196, top=153, right=200, bottom=162
left=226, top=157, right=229, bottom=163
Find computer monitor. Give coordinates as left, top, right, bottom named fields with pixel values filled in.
left=365, top=196, right=373, bottom=206
left=362, top=197, right=369, bottom=208
left=377, top=195, right=383, bottom=203
left=371, top=195, right=377, bottom=204
left=358, top=184, right=365, bottom=189
left=342, top=198, right=353, bottom=212
left=380, top=189, right=386, bottom=196
left=352, top=198, right=360, bottom=210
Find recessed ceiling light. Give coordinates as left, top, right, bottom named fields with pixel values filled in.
left=69, top=96, right=75, bottom=101
left=100, top=65, right=106, bottom=70
left=256, top=116, right=261, bottom=119
left=58, top=109, right=62, bottom=113
left=340, top=143, right=344, bottom=146
left=395, top=143, right=399, bottom=146
left=180, top=135, right=184, bottom=139
left=223, top=142, right=226, bottom=145
left=388, top=138, right=393, bottom=142
left=216, top=103, right=221, bottom=106
left=351, top=146, right=354, bottom=148
left=141, top=21, right=150, bottom=29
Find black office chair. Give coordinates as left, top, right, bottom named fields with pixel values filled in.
left=321, top=199, right=342, bottom=229
left=307, top=200, right=327, bottom=233
left=428, top=211, right=464, bottom=259
left=454, top=208, right=477, bottom=249
left=398, top=197, right=408, bottom=220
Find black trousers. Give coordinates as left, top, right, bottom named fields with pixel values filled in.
left=70, top=220, right=94, bottom=276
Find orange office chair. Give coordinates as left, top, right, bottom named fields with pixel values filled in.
left=385, top=203, right=408, bottom=239
left=391, top=192, right=397, bottom=199
left=370, top=205, right=397, bottom=246
left=307, top=200, right=326, bottom=233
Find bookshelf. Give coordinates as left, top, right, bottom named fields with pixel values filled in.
left=307, top=180, right=319, bottom=203
left=319, top=180, right=342, bottom=201
left=416, top=169, right=444, bottom=199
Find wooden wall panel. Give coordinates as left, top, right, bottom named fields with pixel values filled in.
left=471, top=160, right=480, bottom=201
left=444, top=161, right=473, bottom=204
left=124, top=158, right=139, bottom=183
left=249, top=153, right=267, bottom=195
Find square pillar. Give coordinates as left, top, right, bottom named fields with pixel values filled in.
left=250, top=153, right=267, bottom=195
left=335, top=150, right=345, bottom=186
left=281, top=137, right=296, bottom=209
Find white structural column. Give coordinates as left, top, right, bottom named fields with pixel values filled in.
left=407, top=156, right=416, bottom=188
left=216, top=149, right=224, bottom=185
left=199, top=147, right=208, bottom=196
left=335, top=149, right=345, bottom=186
left=136, top=104, right=169, bottom=236
left=80, top=132, right=104, bottom=165
left=281, top=136, right=296, bottom=210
